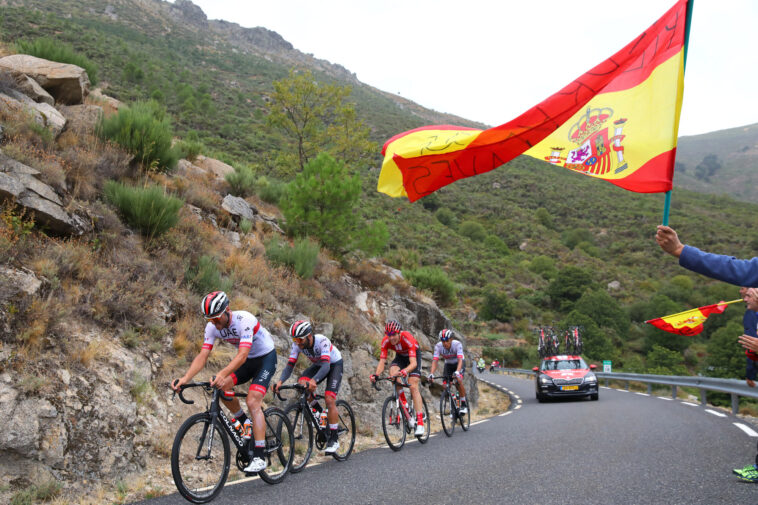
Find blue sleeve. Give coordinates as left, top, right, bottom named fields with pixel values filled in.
left=679, top=245, right=758, bottom=287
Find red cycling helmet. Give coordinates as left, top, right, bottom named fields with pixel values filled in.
left=201, top=291, right=229, bottom=319
left=385, top=320, right=401, bottom=335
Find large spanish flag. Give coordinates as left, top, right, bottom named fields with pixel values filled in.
left=645, top=299, right=741, bottom=336
left=378, top=0, right=689, bottom=202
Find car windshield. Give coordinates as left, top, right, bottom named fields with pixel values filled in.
left=541, top=358, right=587, bottom=371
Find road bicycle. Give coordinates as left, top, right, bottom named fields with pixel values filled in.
left=170, top=382, right=294, bottom=503
left=429, top=375, right=470, bottom=436
left=276, top=383, right=356, bottom=472
left=372, top=375, right=430, bottom=451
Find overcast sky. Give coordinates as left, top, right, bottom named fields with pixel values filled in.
left=176, top=0, right=756, bottom=137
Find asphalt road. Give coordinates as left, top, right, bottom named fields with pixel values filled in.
left=137, top=372, right=758, bottom=505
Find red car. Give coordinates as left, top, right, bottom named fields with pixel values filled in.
left=532, top=355, right=598, bottom=402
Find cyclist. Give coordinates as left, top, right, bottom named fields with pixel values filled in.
left=370, top=320, right=425, bottom=436
left=171, top=291, right=277, bottom=474
left=427, top=329, right=468, bottom=414
left=273, top=320, right=344, bottom=454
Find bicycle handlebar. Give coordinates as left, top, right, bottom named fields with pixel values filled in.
left=275, top=383, right=324, bottom=402
left=371, top=375, right=409, bottom=391
left=172, top=381, right=212, bottom=405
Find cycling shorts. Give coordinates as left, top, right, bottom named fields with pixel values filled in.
left=230, top=349, right=277, bottom=395
left=443, top=362, right=465, bottom=379
left=391, top=354, right=421, bottom=377
left=300, top=360, right=344, bottom=398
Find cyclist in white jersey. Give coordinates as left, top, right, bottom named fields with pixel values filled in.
left=171, top=291, right=276, bottom=474
left=427, top=329, right=468, bottom=414
left=273, top=320, right=344, bottom=453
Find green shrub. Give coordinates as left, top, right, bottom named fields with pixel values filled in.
left=239, top=219, right=253, bottom=234
left=257, top=176, right=287, bottom=204
left=185, top=254, right=234, bottom=295
left=458, top=220, right=487, bottom=242
left=225, top=164, right=256, bottom=197
left=264, top=236, right=319, bottom=279
left=176, top=134, right=204, bottom=162
left=104, top=181, right=183, bottom=239
left=528, top=255, right=557, bottom=279
left=484, top=234, right=510, bottom=255
left=435, top=208, right=455, bottom=226
left=10, top=481, right=61, bottom=505
left=479, top=285, right=513, bottom=322
left=535, top=207, right=553, bottom=229
left=402, top=266, right=457, bottom=305
left=562, top=228, right=594, bottom=249
left=15, top=37, right=98, bottom=85
left=97, top=100, right=178, bottom=172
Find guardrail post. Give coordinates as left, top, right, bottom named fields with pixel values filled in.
left=732, top=394, right=739, bottom=415
left=605, top=378, right=609, bottom=388
left=672, top=385, right=677, bottom=399
left=647, top=384, right=652, bottom=395
left=626, top=381, right=630, bottom=391
left=700, top=389, right=707, bottom=405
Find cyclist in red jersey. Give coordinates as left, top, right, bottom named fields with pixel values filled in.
left=370, top=320, right=425, bottom=436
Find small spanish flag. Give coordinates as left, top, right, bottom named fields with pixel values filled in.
left=645, top=299, right=742, bottom=336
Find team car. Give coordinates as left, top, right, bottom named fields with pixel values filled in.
left=532, top=355, right=598, bottom=402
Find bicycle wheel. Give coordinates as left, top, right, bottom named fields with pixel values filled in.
left=459, top=398, right=471, bottom=431
left=284, top=403, right=313, bottom=473
left=332, top=399, right=356, bottom=461
left=415, top=396, right=430, bottom=443
left=381, top=396, right=406, bottom=451
left=258, top=407, right=294, bottom=484
left=171, top=413, right=230, bottom=504
left=439, top=390, right=455, bottom=437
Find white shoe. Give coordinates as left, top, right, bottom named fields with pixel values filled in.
left=459, top=405, right=468, bottom=414
left=243, top=457, right=267, bottom=473
left=325, top=439, right=339, bottom=454
left=414, top=424, right=425, bottom=436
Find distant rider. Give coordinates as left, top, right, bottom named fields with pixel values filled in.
left=428, top=329, right=468, bottom=414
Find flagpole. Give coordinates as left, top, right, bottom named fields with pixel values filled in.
left=662, top=0, right=695, bottom=226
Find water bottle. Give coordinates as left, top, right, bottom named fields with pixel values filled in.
left=319, top=411, right=328, bottom=428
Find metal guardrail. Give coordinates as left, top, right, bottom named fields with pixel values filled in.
left=499, top=368, right=758, bottom=414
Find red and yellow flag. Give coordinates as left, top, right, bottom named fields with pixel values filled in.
left=645, top=299, right=741, bottom=336
left=378, top=0, right=689, bottom=202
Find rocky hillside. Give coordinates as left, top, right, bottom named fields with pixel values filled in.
left=0, top=56, right=480, bottom=503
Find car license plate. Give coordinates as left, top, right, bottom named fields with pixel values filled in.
left=561, top=385, right=579, bottom=391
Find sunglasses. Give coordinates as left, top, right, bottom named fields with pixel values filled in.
left=206, top=314, right=225, bottom=324
left=386, top=331, right=399, bottom=336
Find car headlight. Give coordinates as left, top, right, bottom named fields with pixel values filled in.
left=584, top=373, right=597, bottom=383
left=540, top=375, right=552, bottom=384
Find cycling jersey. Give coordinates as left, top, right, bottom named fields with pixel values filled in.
left=279, top=334, right=343, bottom=385
left=202, top=310, right=274, bottom=358
left=287, top=333, right=342, bottom=365
left=432, top=339, right=465, bottom=365
left=379, top=331, right=418, bottom=359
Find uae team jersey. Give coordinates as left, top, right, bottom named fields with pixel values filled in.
left=287, top=333, right=342, bottom=365
left=202, top=310, right=274, bottom=358
left=432, top=339, right=465, bottom=364
left=379, top=331, right=418, bottom=359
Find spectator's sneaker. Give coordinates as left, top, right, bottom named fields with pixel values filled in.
left=734, top=464, right=755, bottom=476
left=738, top=466, right=758, bottom=482
left=243, top=457, right=267, bottom=474
left=242, top=420, right=252, bottom=440
left=414, top=423, right=425, bottom=436
left=325, top=433, right=339, bottom=454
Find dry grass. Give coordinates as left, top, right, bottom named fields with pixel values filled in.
left=73, top=339, right=107, bottom=368
left=172, top=313, right=201, bottom=358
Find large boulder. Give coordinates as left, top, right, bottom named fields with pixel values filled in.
left=59, top=104, right=102, bottom=134
left=0, top=54, right=90, bottom=104
left=0, top=151, right=90, bottom=236
left=0, top=88, right=66, bottom=137
left=194, top=155, right=235, bottom=180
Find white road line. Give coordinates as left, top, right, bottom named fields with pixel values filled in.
left=706, top=409, right=727, bottom=418
left=513, top=395, right=521, bottom=399
left=514, top=405, right=521, bottom=410
left=734, top=423, right=758, bottom=437
left=498, top=412, right=510, bottom=417
left=681, top=402, right=698, bottom=407
left=615, top=389, right=629, bottom=392
left=635, top=392, right=650, bottom=396
left=227, top=475, right=261, bottom=487
left=657, top=397, right=673, bottom=401
left=600, top=386, right=611, bottom=389
left=470, top=420, right=488, bottom=426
